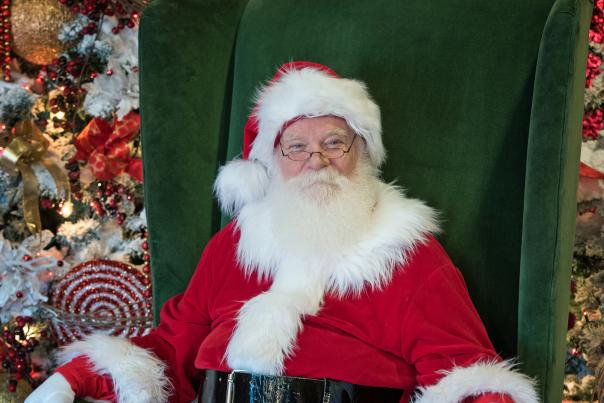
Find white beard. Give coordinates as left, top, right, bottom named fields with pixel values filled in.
left=264, top=161, right=379, bottom=260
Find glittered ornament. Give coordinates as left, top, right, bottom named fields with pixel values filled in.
left=10, top=0, right=74, bottom=65
left=49, top=259, right=152, bottom=345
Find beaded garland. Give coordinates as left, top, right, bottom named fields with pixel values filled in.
left=1, top=0, right=11, bottom=82
left=48, top=259, right=152, bottom=345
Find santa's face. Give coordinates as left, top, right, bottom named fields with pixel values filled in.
left=276, top=116, right=361, bottom=181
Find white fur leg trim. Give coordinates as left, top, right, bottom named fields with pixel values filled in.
left=412, top=359, right=539, bottom=403
left=214, top=158, right=269, bottom=216
left=58, top=334, right=171, bottom=403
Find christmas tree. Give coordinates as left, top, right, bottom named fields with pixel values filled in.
left=0, top=0, right=151, bottom=398
left=564, top=0, right=604, bottom=401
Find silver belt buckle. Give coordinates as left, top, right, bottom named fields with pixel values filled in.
left=225, top=370, right=248, bottom=403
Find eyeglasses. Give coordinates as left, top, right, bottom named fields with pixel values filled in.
left=280, top=134, right=357, bottom=162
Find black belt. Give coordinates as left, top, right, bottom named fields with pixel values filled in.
left=199, top=370, right=404, bottom=403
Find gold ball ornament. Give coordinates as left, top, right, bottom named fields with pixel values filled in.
left=10, top=0, right=75, bottom=65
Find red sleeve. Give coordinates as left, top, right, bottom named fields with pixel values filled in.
left=400, top=263, right=499, bottom=387
left=55, top=355, right=116, bottom=402
left=128, top=232, right=221, bottom=403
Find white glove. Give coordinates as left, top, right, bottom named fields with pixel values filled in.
left=25, top=373, right=75, bottom=403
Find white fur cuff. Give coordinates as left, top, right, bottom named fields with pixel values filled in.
left=413, top=359, right=539, bottom=403
left=58, top=334, right=171, bottom=403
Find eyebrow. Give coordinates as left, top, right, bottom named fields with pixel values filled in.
left=282, top=129, right=349, bottom=142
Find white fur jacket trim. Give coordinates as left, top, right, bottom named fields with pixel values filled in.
left=236, top=181, right=439, bottom=296
left=226, top=182, right=439, bottom=375
left=58, top=334, right=171, bottom=403
left=412, top=359, right=539, bottom=403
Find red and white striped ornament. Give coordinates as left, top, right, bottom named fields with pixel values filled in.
left=49, top=259, right=152, bottom=345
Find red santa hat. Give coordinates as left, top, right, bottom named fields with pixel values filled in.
left=214, top=61, right=384, bottom=215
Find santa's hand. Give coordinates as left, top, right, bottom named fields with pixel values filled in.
left=25, top=373, right=75, bottom=403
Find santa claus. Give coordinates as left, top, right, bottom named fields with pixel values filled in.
left=26, top=62, right=539, bottom=403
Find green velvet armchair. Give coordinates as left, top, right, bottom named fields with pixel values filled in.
left=138, top=0, right=593, bottom=401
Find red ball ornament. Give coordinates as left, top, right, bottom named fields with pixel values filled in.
left=40, top=198, right=53, bottom=209
left=15, top=291, right=23, bottom=299
left=116, top=213, right=125, bottom=225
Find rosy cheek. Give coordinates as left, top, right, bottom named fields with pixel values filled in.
left=290, top=163, right=304, bottom=178
left=340, top=155, right=357, bottom=177
left=277, top=157, right=297, bottom=180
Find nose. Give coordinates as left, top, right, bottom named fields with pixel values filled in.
left=306, top=151, right=330, bottom=170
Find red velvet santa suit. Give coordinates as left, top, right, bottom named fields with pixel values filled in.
left=132, top=221, right=507, bottom=402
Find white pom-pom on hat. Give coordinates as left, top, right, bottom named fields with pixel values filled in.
left=214, top=158, right=269, bottom=216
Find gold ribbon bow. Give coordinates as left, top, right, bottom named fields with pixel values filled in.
left=0, top=120, right=70, bottom=233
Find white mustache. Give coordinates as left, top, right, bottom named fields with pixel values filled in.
left=288, top=168, right=345, bottom=190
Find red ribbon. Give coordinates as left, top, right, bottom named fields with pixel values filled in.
left=580, top=162, right=604, bottom=179
left=74, top=111, right=143, bottom=182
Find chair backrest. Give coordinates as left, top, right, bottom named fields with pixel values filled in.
left=139, top=1, right=592, bottom=401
